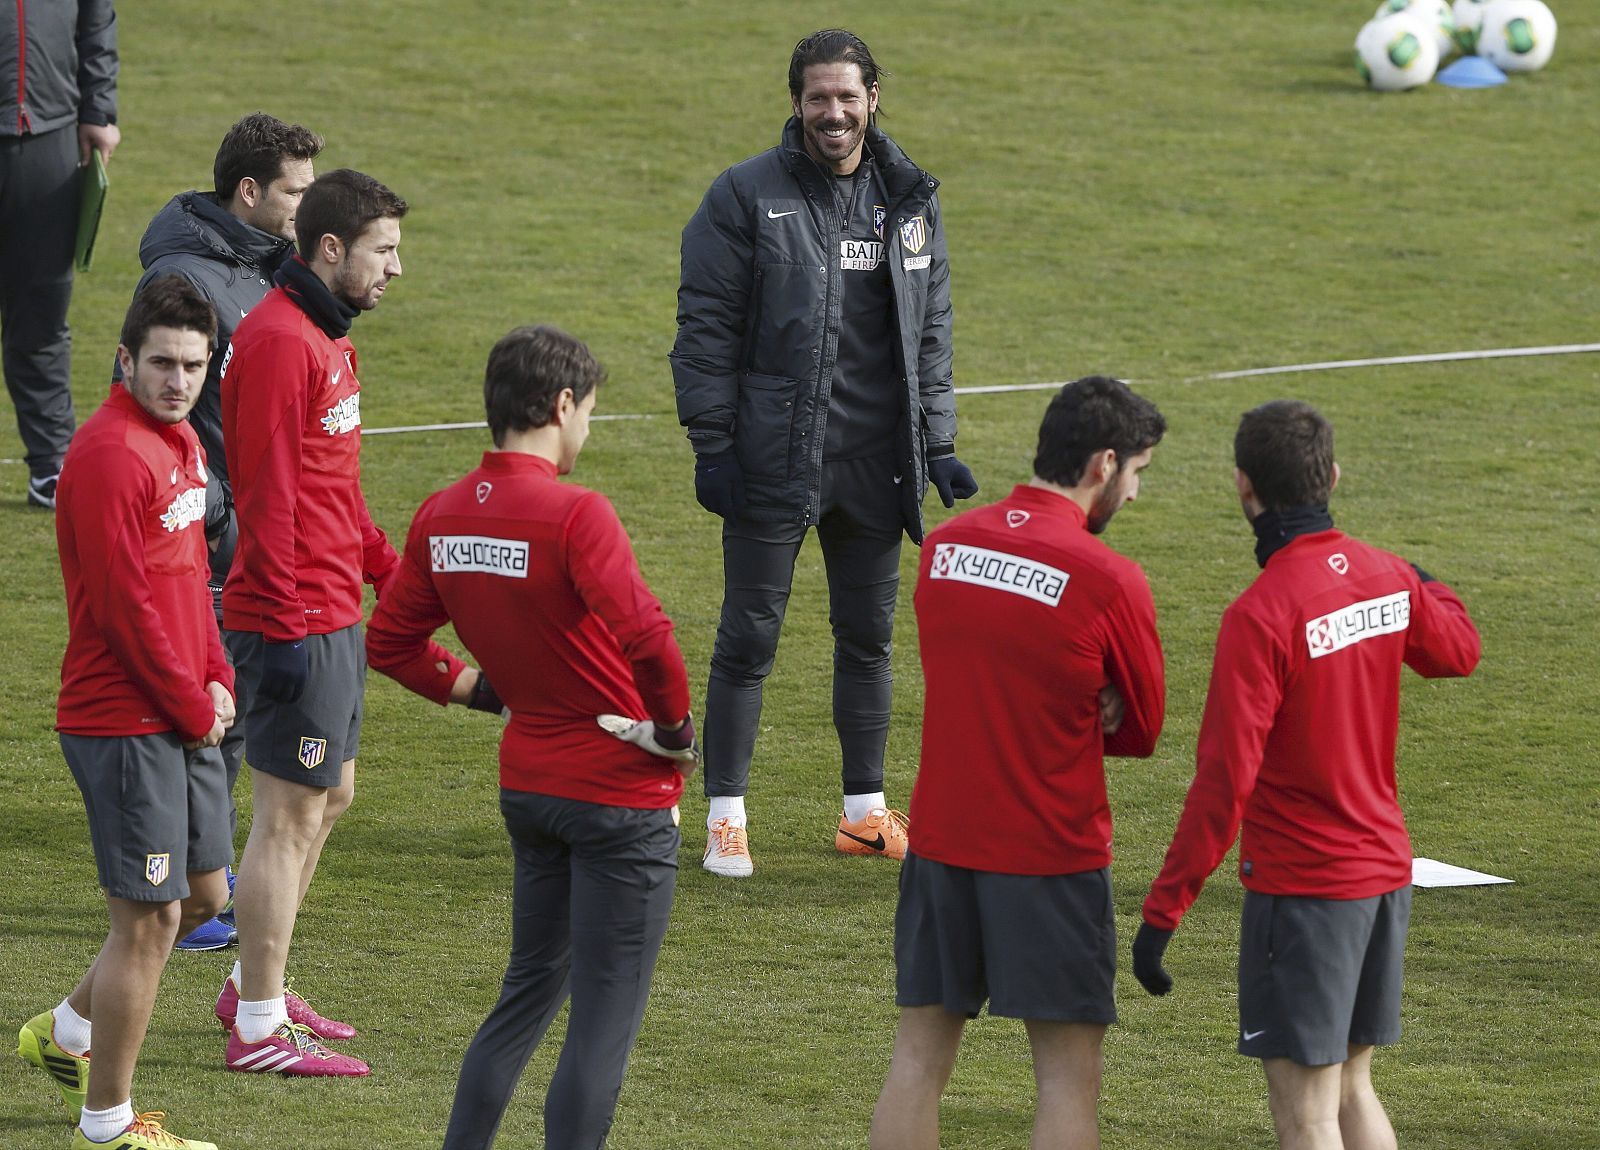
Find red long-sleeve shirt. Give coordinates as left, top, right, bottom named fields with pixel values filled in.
left=220, top=284, right=398, bottom=640
left=56, top=385, right=233, bottom=742
left=1143, top=529, right=1481, bottom=930
left=366, top=451, right=693, bottom=808
left=909, top=485, right=1166, bottom=875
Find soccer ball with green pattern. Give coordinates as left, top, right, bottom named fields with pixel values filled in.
left=1451, top=0, right=1492, bottom=52
left=1477, top=0, right=1557, bottom=72
left=1375, top=0, right=1458, bottom=59
left=1355, top=11, right=1441, bottom=91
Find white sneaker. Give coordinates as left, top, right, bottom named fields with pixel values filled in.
left=703, top=818, right=753, bottom=877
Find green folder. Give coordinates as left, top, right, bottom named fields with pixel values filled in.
left=75, top=150, right=108, bottom=273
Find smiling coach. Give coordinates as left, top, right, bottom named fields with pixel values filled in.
left=671, top=29, right=978, bottom=879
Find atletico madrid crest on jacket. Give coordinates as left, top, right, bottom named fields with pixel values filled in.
left=899, top=215, right=927, bottom=254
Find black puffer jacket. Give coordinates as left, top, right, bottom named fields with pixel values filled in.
left=671, top=120, right=956, bottom=543
left=0, top=0, right=117, bottom=136
left=117, top=191, right=294, bottom=588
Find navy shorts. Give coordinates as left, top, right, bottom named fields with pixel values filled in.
left=61, top=732, right=233, bottom=901
left=226, top=624, right=364, bottom=788
left=894, top=853, right=1117, bottom=1023
left=1237, top=886, right=1411, bottom=1066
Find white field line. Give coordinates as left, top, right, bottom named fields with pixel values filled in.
left=348, top=343, right=1600, bottom=437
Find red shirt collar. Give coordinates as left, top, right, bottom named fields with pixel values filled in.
left=479, top=450, right=558, bottom=478
left=1005, top=483, right=1089, bottom=529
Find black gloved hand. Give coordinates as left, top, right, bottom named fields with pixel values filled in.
left=694, top=449, right=746, bottom=519
left=1409, top=562, right=1437, bottom=584
left=467, top=671, right=505, bottom=715
left=927, top=454, right=978, bottom=508
left=1132, top=922, right=1175, bottom=996
left=259, top=639, right=308, bottom=703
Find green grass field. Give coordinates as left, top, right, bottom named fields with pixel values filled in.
left=3, top=1, right=1598, bottom=1146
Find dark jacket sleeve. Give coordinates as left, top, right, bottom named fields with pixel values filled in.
left=669, top=170, right=753, bottom=456
left=917, top=190, right=956, bottom=451
left=75, top=0, right=118, bottom=125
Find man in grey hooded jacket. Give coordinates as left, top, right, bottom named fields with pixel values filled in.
left=1, top=0, right=118, bottom=509
left=671, top=29, right=977, bottom=877
left=117, top=112, right=322, bottom=949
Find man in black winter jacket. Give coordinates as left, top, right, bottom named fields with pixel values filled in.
left=117, top=111, right=322, bottom=950
left=671, top=29, right=978, bottom=877
left=1, top=0, right=119, bottom=509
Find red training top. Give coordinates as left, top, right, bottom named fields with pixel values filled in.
left=220, top=285, right=398, bottom=640
left=910, top=484, right=1166, bottom=875
left=366, top=452, right=693, bottom=808
left=56, top=385, right=233, bottom=741
left=1143, top=529, right=1481, bottom=929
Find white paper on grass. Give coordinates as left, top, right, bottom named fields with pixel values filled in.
left=1412, top=857, right=1514, bottom=888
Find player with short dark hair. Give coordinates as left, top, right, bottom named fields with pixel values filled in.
left=672, top=29, right=978, bottom=876
left=871, top=377, right=1167, bottom=1149
left=20, top=274, right=232, bottom=1150
left=216, top=168, right=412, bottom=1077
left=118, top=110, right=324, bottom=951
left=368, top=324, right=696, bottom=1149
left=1133, top=399, right=1481, bottom=1150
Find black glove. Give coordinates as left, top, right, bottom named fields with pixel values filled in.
left=694, top=448, right=745, bottom=519
left=259, top=639, right=308, bottom=703
left=927, top=453, right=978, bottom=508
left=467, top=671, right=505, bottom=715
left=1409, top=562, right=1437, bottom=584
left=1132, top=922, right=1174, bottom=996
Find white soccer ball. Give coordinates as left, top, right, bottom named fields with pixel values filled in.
left=1476, top=0, right=1557, bottom=72
left=1355, top=12, right=1441, bottom=91
left=1375, top=0, right=1458, bottom=58
left=1451, top=0, right=1491, bottom=52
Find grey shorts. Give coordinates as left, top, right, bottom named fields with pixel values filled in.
left=61, top=732, right=233, bottom=902
left=894, top=854, right=1118, bottom=1024
left=225, top=624, right=365, bottom=788
left=1238, top=886, right=1411, bottom=1066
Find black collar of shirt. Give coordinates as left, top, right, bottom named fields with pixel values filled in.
left=274, top=255, right=359, bottom=340
left=1252, top=504, right=1334, bottom=568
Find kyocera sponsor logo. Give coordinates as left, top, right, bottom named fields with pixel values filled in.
left=1305, top=590, right=1410, bottom=659
left=160, top=486, right=207, bottom=533
left=429, top=535, right=530, bottom=577
left=929, top=542, right=1069, bottom=606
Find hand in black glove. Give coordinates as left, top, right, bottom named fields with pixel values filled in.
left=467, top=671, right=506, bottom=715
left=927, top=454, right=978, bottom=508
left=259, top=639, right=308, bottom=703
left=1132, top=922, right=1174, bottom=996
left=694, top=449, right=745, bottom=519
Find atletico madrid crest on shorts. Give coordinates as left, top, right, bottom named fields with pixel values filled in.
left=145, top=852, right=171, bottom=886
left=298, top=736, right=327, bottom=770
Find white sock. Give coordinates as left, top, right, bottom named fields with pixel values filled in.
left=236, top=995, right=287, bottom=1043
left=52, top=998, right=91, bottom=1055
left=844, top=792, right=886, bottom=823
left=708, top=796, right=746, bottom=829
left=78, top=1101, right=134, bottom=1144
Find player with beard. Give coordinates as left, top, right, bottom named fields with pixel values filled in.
left=871, top=376, right=1167, bottom=1150
left=216, top=168, right=423, bottom=1077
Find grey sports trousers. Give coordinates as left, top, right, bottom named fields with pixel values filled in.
left=0, top=125, right=78, bottom=479
left=440, top=790, right=678, bottom=1150
left=704, top=453, right=903, bottom=798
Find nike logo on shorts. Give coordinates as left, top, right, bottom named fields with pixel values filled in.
left=1243, top=1028, right=1267, bottom=1042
